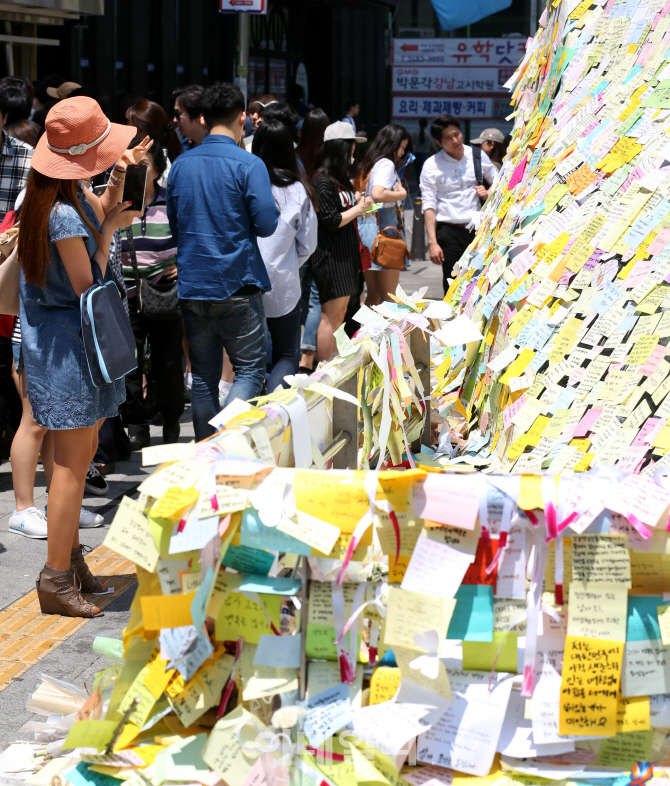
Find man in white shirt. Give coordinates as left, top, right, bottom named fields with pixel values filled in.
left=420, top=114, right=497, bottom=294
left=341, top=99, right=366, bottom=138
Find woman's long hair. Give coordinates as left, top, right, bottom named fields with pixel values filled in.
left=295, top=108, right=330, bottom=178
left=355, top=123, right=409, bottom=191
left=313, top=139, right=355, bottom=192
left=18, top=170, right=102, bottom=287
left=126, top=100, right=182, bottom=163
left=252, top=120, right=317, bottom=210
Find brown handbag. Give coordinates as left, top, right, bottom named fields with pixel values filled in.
left=371, top=206, right=412, bottom=270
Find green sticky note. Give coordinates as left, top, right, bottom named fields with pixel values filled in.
left=215, top=591, right=281, bottom=644
left=462, top=631, right=518, bottom=672
left=542, top=183, right=570, bottom=214
left=642, top=79, right=670, bottom=108
left=222, top=544, right=274, bottom=576
left=149, top=514, right=174, bottom=556
left=334, top=323, right=356, bottom=357
left=447, top=584, right=494, bottom=642
left=595, top=730, right=654, bottom=769
left=63, top=721, right=118, bottom=753
left=306, top=624, right=362, bottom=661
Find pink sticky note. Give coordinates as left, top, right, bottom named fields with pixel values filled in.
left=647, top=227, right=670, bottom=256
left=503, top=394, right=526, bottom=431
left=641, top=344, right=667, bottom=376
left=507, top=155, right=528, bottom=191
left=572, top=408, right=602, bottom=438
left=567, top=366, right=586, bottom=387
left=632, top=418, right=664, bottom=447
left=617, top=445, right=649, bottom=475
left=502, top=305, right=516, bottom=334
left=413, top=473, right=482, bottom=530
left=624, top=258, right=655, bottom=288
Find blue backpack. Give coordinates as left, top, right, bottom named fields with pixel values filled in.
left=81, top=261, right=137, bottom=387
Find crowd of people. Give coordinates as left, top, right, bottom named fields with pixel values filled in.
left=0, top=71, right=506, bottom=618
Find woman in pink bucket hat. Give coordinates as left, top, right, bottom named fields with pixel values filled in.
left=16, top=96, right=151, bottom=617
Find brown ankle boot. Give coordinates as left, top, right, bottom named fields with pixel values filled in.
left=36, top=564, right=103, bottom=617
left=71, top=545, right=106, bottom=594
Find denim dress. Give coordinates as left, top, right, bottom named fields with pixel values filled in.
left=19, top=190, right=126, bottom=429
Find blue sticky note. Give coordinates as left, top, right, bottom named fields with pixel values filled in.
left=66, top=764, right=119, bottom=786
left=222, top=544, right=275, bottom=575
left=447, top=585, right=494, bottom=642
left=241, top=508, right=311, bottom=556
left=240, top=575, right=302, bottom=595
left=627, top=596, right=663, bottom=641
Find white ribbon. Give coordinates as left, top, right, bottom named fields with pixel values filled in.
left=47, top=119, right=111, bottom=155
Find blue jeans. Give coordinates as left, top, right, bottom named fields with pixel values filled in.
left=181, top=294, right=267, bottom=441
left=299, top=262, right=321, bottom=352
left=267, top=303, right=301, bottom=393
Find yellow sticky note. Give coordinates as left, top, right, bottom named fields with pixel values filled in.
left=617, top=694, right=650, bottom=732
left=103, top=496, right=160, bottom=573
left=150, top=486, right=199, bottom=520
left=63, top=719, right=118, bottom=751
left=501, top=348, right=535, bottom=385
left=369, top=667, right=401, bottom=705
left=168, top=645, right=235, bottom=728
left=141, top=592, right=196, bottom=631
left=383, top=587, right=454, bottom=651
left=215, top=592, right=281, bottom=644
left=517, top=474, right=544, bottom=510
left=202, top=705, right=259, bottom=786
left=462, top=631, right=518, bottom=672
left=559, top=636, right=623, bottom=736
left=658, top=604, right=670, bottom=645
left=143, top=655, right=174, bottom=699
left=293, top=470, right=369, bottom=533
left=628, top=334, right=660, bottom=365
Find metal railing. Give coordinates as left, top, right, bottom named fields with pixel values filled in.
left=229, top=319, right=432, bottom=470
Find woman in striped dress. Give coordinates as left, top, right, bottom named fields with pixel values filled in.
left=120, top=139, right=184, bottom=449
left=310, top=123, right=372, bottom=361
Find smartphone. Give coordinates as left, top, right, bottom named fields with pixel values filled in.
left=122, top=164, right=148, bottom=213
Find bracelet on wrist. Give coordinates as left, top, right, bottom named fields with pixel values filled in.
left=113, top=163, right=127, bottom=173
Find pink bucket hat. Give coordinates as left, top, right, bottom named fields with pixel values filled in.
left=31, top=96, right=137, bottom=180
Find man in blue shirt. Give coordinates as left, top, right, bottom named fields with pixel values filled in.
left=167, top=82, right=279, bottom=440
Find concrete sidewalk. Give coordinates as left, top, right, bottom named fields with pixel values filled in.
left=0, top=412, right=196, bottom=750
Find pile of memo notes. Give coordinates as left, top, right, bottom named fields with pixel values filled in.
left=23, top=448, right=670, bottom=786
left=437, top=0, right=670, bottom=476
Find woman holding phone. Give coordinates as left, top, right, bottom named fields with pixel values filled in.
left=310, top=122, right=372, bottom=361
left=17, top=96, right=148, bottom=617
left=121, top=137, right=184, bottom=448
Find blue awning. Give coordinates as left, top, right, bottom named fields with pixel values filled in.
left=429, top=0, right=513, bottom=31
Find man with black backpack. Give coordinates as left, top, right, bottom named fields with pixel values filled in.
left=420, top=114, right=497, bottom=294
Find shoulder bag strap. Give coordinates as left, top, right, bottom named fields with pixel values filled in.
left=125, top=226, right=142, bottom=312
left=472, top=145, right=483, bottom=186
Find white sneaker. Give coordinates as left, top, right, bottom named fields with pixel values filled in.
left=80, top=507, right=103, bottom=528
left=9, top=507, right=48, bottom=539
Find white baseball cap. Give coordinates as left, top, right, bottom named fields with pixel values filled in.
left=323, top=121, right=366, bottom=144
